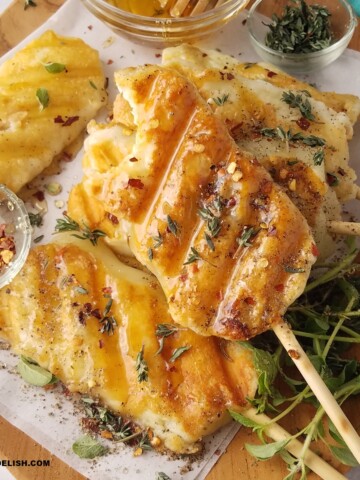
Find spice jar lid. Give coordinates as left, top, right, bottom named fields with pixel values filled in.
left=0, top=185, right=32, bottom=289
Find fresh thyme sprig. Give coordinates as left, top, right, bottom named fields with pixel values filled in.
left=155, top=323, right=179, bottom=355
left=281, top=90, right=315, bottom=121
left=136, top=345, right=149, bottom=383
left=98, top=295, right=117, bottom=335
left=54, top=214, right=106, bottom=246
left=231, top=245, right=360, bottom=476
left=212, top=94, right=229, bottom=106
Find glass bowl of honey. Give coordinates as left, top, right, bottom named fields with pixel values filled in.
left=0, top=185, right=32, bottom=289
left=81, top=0, right=250, bottom=45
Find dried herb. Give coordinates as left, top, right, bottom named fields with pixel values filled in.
left=55, top=214, right=106, bottom=246
left=156, top=473, right=171, bottom=480
left=24, top=0, right=36, bottom=9
left=136, top=346, right=148, bottom=382
left=265, top=0, right=333, bottom=54
left=28, top=212, right=43, bottom=227
left=198, top=206, right=221, bottom=238
left=33, top=235, right=44, bottom=244
left=281, top=90, right=315, bottom=121
left=155, top=323, right=179, bottom=355
left=98, top=295, right=117, bottom=335
left=204, top=233, right=215, bottom=252
left=89, top=80, right=98, bottom=89
left=212, top=94, right=229, bottom=106
left=260, top=127, right=325, bottom=148
left=36, top=88, right=49, bottom=111
left=184, top=247, right=201, bottom=265
left=284, top=265, right=306, bottom=274
left=148, top=248, right=153, bottom=261
left=169, top=345, right=191, bottom=363
left=43, top=62, right=66, bottom=74
left=153, top=232, right=163, bottom=248
left=237, top=227, right=259, bottom=248
left=166, top=215, right=179, bottom=237
left=313, top=149, right=325, bottom=166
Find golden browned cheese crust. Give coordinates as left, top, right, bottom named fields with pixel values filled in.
left=81, top=65, right=317, bottom=341
left=0, top=30, right=107, bottom=192
left=0, top=238, right=257, bottom=453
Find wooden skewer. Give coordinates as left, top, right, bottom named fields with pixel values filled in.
left=273, top=322, right=360, bottom=464
left=327, top=220, right=360, bottom=236
left=243, top=407, right=347, bottom=480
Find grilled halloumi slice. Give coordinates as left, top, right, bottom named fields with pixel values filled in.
left=0, top=30, right=107, bottom=193
left=0, top=236, right=258, bottom=453
left=81, top=65, right=317, bottom=341
left=161, top=44, right=360, bottom=257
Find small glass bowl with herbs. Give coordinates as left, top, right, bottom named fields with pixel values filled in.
left=247, top=0, right=357, bottom=73
left=0, top=185, right=32, bottom=289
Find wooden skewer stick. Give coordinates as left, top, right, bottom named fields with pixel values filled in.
left=273, top=322, right=360, bottom=464
left=243, top=407, right=347, bottom=480
left=327, top=220, right=360, bottom=236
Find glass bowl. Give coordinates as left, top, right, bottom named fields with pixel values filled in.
left=81, top=0, right=250, bottom=46
left=247, top=0, right=357, bottom=74
left=0, top=185, right=32, bottom=289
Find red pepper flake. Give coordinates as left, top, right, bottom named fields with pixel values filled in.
left=0, top=223, right=16, bottom=272
left=337, top=167, right=346, bottom=177
left=99, top=339, right=104, bottom=349
left=129, top=157, right=138, bottom=162
left=268, top=225, right=277, bottom=236
left=107, top=59, right=114, bottom=65
left=33, top=190, right=45, bottom=201
left=87, top=25, right=93, bottom=30
left=227, top=197, right=236, bottom=208
left=61, top=151, right=73, bottom=162
left=179, top=273, right=188, bottom=282
left=216, top=290, right=224, bottom=301
left=275, top=284, right=284, bottom=292
left=127, top=178, right=144, bottom=189
left=155, top=53, right=161, bottom=58
left=62, top=116, right=79, bottom=127
left=102, top=286, right=112, bottom=295
left=226, top=73, right=235, bottom=80
left=91, top=308, right=102, bottom=320
left=311, top=243, right=320, bottom=257
left=242, top=18, right=247, bottom=25
left=296, top=117, right=311, bottom=131
left=105, top=212, right=119, bottom=224
left=244, top=296, right=256, bottom=305
left=267, top=71, right=277, bottom=78
left=54, top=115, right=64, bottom=124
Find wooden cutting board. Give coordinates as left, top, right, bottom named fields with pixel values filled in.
left=0, top=1, right=359, bottom=479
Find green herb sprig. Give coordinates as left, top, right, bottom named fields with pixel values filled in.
left=136, top=346, right=149, bottom=383
left=265, top=0, right=333, bottom=54
left=54, top=214, right=106, bottom=246
left=281, top=90, right=315, bottom=121
left=230, top=244, right=360, bottom=477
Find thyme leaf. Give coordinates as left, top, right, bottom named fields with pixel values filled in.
left=265, top=0, right=332, bottom=54
left=169, top=345, right=191, bottom=363
left=54, top=214, right=106, bottom=246
left=237, top=226, right=259, bottom=248
left=166, top=215, right=179, bottom=237
left=212, top=94, right=229, bottom=106
left=155, top=323, right=178, bottom=355
left=184, top=247, right=201, bottom=265
left=136, top=346, right=148, bottom=382
left=36, top=88, right=49, bottom=111
left=281, top=90, right=315, bottom=121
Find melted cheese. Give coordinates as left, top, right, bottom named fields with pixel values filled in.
left=0, top=235, right=258, bottom=453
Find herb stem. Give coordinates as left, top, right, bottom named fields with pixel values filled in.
left=304, top=249, right=358, bottom=293
left=292, top=330, right=360, bottom=343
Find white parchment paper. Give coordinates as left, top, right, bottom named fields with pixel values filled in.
left=0, top=0, right=359, bottom=478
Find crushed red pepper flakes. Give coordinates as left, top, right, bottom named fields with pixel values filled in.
left=127, top=178, right=144, bottom=189
left=296, top=117, right=311, bottom=131
left=312, top=243, right=320, bottom=257
left=33, top=190, right=45, bottom=201
left=275, top=284, right=285, bottom=292
left=105, top=212, right=119, bottom=224
left=267, top=71, right=277, bottom=78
